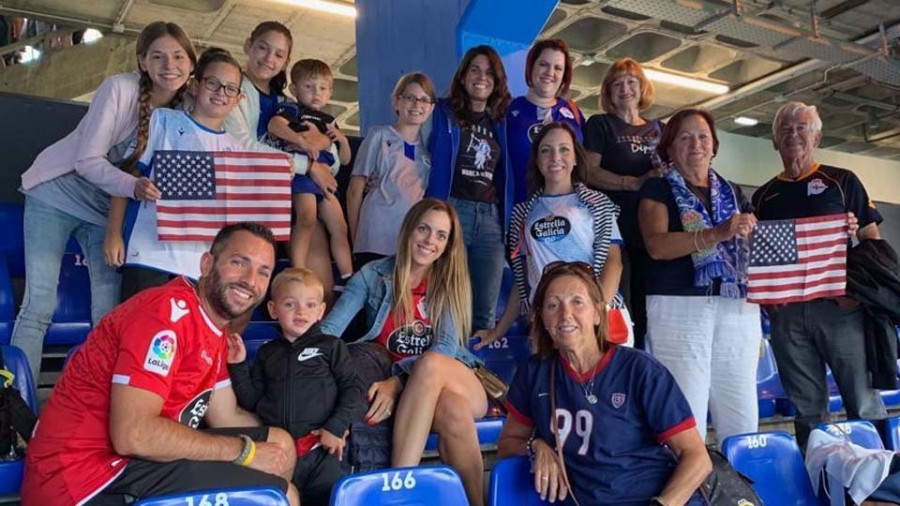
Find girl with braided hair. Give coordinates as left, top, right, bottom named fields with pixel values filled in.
left=14, top=21, right=196, bottom=382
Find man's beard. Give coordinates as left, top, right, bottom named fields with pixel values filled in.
left=204, top=264, right=258, bottom=320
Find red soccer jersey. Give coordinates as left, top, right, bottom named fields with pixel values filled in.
left=22, top=278, right=231, bottom=506
left=375, top=278, right=434, bottom=362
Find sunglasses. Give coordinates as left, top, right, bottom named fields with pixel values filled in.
left=542, top=260, right=594, bottom=277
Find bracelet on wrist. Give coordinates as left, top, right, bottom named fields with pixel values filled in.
left=232, top=434, right=256, bottom=466
left=526, top=433, right=537, bottom=469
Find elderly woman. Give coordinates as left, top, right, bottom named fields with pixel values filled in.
left=497, top=263, right=711, bottom=505
left=474, top=122, right=628, bottom=349
left=506, top=38, right=584, bottom=205
left=638, top=108, right=760, bottom=443
left=583, top=57, right=665, bottom=348
left=321, top=198, right=487, bottom=506
left=426, top=45, right=513, bottom=335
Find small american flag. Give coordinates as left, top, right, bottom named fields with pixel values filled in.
left=153, top=150, right=292, bottom=241
left=747, top=213, right=848, bottom=305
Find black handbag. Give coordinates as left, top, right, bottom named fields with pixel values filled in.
left=700, top=447, right=764, bottom=505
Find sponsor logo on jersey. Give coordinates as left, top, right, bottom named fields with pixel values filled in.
left=807, top=178, right=827, bottom=196
left=387, top=320, right=433, bottom=357
left=527, top=123, right=544, bottom=143
left=530, top=216, right=571, bottom=243
left=297, top=347, right=324, bottom=362
left=170, top=298, right=190, bottom=323
left=180, top=389, right=212, bottom=428
left=144, top=330, right=177, bottom=376
left=611, top=392, right=626, bottom=409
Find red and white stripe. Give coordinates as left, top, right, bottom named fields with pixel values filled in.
left=157, top=151, right=292, bottom=241
left=747, top=214, right=848, bottom=305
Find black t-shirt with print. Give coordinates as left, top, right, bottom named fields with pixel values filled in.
left=450, top=110, right=500, bottom=203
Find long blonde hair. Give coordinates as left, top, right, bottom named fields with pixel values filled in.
left=120, top=22, right=197, bottom=175
left=392, top=199, right=472, bottom=345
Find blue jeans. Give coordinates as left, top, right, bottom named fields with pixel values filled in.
left=450, top=198, right=505, bottom=331
left=11, top=196, right=121, bottom=381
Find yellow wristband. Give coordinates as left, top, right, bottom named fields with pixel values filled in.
left=241, top=439, right=256, bottom=466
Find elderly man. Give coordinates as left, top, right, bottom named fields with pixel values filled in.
left=752, top=102, right=886, bottom=448
left=23, top=223, right=300, bottom=506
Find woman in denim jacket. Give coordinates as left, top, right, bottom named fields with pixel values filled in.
left=321, top=198, right=487, bottom=506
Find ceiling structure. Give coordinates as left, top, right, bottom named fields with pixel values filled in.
left=2, top=0, right=900, bottom=160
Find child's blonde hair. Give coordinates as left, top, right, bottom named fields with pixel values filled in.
left=270, top=267, right=324, bottom=300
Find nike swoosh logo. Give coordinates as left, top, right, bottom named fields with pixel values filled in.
left=538, top=393, right=550, bottom=398
left=297, top=352, right=324, bottom=362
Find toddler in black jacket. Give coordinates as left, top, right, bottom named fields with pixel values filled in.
left=227, top=267, right=365, bottom=506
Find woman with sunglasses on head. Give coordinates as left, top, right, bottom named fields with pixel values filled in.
left=474, top=122, right=629, bottom=350
left=321, top=198, right=488, bottom=506
left=497, top=263, right=711, bottom=505
left=638, top=108, right=760, bottom=444
left=425, top=45, right=514, bottom=336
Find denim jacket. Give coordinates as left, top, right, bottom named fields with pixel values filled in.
left=320, top=257, right=481, bottom=375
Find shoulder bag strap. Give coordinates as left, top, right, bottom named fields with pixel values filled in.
left=550, top=360, right=582, bottom=506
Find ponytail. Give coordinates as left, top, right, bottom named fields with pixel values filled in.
left=119, top=73, right=153, bottom=175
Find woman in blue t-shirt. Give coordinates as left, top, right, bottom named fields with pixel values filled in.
left=505, top=39, right=585, bottom=206
left=425, top=45, right=513, bottom=334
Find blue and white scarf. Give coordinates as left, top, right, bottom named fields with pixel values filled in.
left=665, top=168, right=748, bottom=298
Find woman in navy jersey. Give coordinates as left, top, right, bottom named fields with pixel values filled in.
left=497, top=263, right=710, bottom=505
left=583, top=58, right=665, bottom=349
left=506, top=39, right=584, bottom=206
left=425, top=45, right=513, bottom=335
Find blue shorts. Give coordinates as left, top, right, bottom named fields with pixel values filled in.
left=291, top=174, right=325, bottom=202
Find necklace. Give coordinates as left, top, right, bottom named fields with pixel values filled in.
left=579, top=367, right=599, bottom=405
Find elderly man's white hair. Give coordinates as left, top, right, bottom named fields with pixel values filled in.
left=772, top=101, right=823, bottom=137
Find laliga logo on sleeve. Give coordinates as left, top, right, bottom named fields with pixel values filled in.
left=144, top=330, right=177, bottom=376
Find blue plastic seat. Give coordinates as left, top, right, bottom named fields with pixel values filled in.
left=722, top=431, right=822, bottom=505
left=424, top=417, right=505, bottom=452
left=45, top=253, right=92, bottom=346
left=330, top=465, right=468, bottom=505
left=488, top=456, right=550, bottom=506
left=885, top=416, right=900, bottom=450
left=468, top=334, right=531, bottom=385
left=817, top=420, right=884, bottom=450
left=0, top=258, right=15, bottom=345
left=0, top=204, right=24, bottom=278
left=495, top=267, right=527, bottom=336
left=135, top=487, right=289, bottom=505
left=880, top=389, right=900, bottom=408
left=756, top=339, right=778, bottom=418
left=0, top=345, right=39, bottom=496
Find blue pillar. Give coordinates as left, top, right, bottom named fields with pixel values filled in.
left=355, top=0, right=557, bottom=133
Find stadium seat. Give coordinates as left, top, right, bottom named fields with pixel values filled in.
left=0, top=203, right=24, bottom=278
left=817, top=420, right=884, bottom=450
left=488, top=456, right=550, bottom=506
left=63, top=344, right=80, bottom=370
left=45, top=253, right=92, bottom=346
left=135, top=487, right=290, bottom=505
left=243, top=322, right=279, bottom=343
left=244, top=337, right=275, bottom=365
left=495, top=267, right=527, bottom=336
left=756, top=339, right=778, bottom=418
left=0, top=345, right=39, bottom=496
left=424, top=416, right=505, bottom=452
left=330, top=465, right=468, bottom=505
left=884, top=416, right=900, bottom=450
left=721, top=431, right=822, bottom=505
left=0, top=258, right=14, bottom=345
left=468, top=334, right=531, bottom=385
left=880, top=389, right=900, bottom=408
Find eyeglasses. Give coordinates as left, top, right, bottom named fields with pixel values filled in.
left=201, top=77, right=241, bottom=98
left=542, top=261, right=594, bottom=277
left=399, top=94, right=433, bottom=106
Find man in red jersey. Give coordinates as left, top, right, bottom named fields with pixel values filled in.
left=23, top=223, right=300, bottom=506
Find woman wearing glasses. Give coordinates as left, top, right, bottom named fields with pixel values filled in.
left=474, top=122, right=629, bottom=349
left=638, top=108, right=759, bottom=443
left=425, top=45, right=514, bottom=336
left=346, top=72, right=437, bottom=267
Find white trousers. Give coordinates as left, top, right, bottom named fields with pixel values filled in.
left=647, top=295, right=761, bottom=442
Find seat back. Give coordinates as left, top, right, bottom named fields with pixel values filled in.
left=53, top=253, right=91, bottom=323
left=885, top=416, right=900, bottom=450
left=722, top=431, right=822, bottom=505
left=488, top=457, right=550, bottom=506
left=0, top=258, right=14, bottom=345
left=818, top=420, right=884, bottom=450
left=330, top=465, right=468, bottom=505
left=2, top=345, right=38, bottom=415
left=135, top=487, right=290, bottom=505
left=0, top=204, right=24, bottom=278
left=469, top=334, right=531, bottom=384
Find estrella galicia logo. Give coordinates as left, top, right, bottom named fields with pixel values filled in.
left=530, top=216, right=571, bottom=243
left=143, top=330, right=177, bottom=376
left=180, top=389, right=212, bottom=428
left=387, top=320, right=433, bottom=357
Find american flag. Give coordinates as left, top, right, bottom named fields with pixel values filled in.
left=747, top=213, right=848, bottom=305
left=153, top=150, right=292, bottom=241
